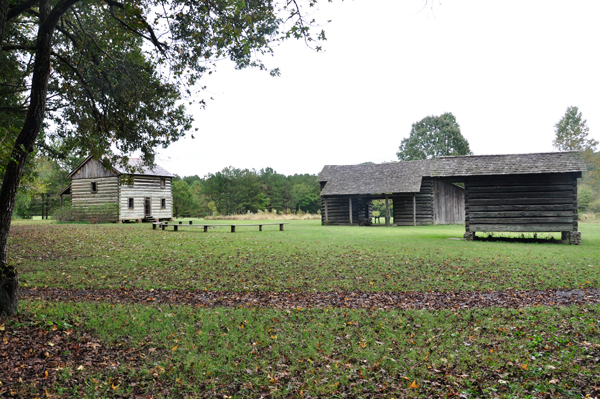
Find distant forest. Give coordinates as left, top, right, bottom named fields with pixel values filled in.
left=173, top=167, right=321, bottom=218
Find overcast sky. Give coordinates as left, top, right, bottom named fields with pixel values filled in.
left=156, top=0, right=600, bottom=178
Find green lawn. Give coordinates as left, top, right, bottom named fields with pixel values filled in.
left=12, top=220, right=600, bottom=292
left=4, top=220, right=600, bottom=398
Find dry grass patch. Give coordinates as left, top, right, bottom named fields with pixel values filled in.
left=203, top=209, right=320, bottom=221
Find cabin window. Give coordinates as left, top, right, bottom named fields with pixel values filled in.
left=161, top=178, right=166, bottom=188
left=128, top=198, right=134, bottom=209
left=161, top=198, right=166, bottom=209
left=91, top=182, right=97, bottom=192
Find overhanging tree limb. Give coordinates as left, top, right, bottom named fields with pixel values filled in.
left=1, top=0, right=330, bottom=316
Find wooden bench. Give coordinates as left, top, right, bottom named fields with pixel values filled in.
left=153, top=221, right=287, bottom=233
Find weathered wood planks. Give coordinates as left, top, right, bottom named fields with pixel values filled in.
left=465, top=173, right=578, bottom=234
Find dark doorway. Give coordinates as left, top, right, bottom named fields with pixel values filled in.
left=144, top=197, right=151, bottom=217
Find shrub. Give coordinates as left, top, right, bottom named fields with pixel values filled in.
left=578, top=185, right=596, bottom=212
left=53, top=203, right=119, bottom=223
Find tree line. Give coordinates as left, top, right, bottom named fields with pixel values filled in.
left=6, top=157, right=322, bottom=219
left=172, top=167, right=321, bottom=218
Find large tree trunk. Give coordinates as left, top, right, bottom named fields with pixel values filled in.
left=0, top=0, right=54, bottom=317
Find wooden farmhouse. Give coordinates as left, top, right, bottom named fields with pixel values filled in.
left=318, top=151, right=587, bottom=244
left=59, top=156, right=174, bottom=222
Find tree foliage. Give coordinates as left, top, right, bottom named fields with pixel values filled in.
left=552, top=106, right=598, bottom=152
left=396, top=112, right=472, bottom=161
left=552, top=106, right=600, bottom=209
left=0, top=0, right=327, bottom=315
left=172, top=167, right=321, bottom=217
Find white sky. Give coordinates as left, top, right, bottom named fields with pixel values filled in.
left=156, top=0, right=600, bottom=178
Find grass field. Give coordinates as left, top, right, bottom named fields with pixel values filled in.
left=3, top=220, right=600, bottom=398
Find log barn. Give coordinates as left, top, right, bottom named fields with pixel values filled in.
left=318, top=160, right=465, bottom=227
left=430, top=151, right=586, bottom=244
left=60, top=156, right=174, bottom=222
left=318, top=151, right=586, bottom=244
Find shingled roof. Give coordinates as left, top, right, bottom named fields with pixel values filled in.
left=430, top=151, right=586, bottom=177
left=318, top=152, right=586, bottom=196
left=318, top=160, right=431, bottom=195
left=117, top=158, right=173, bottom=177
left=67, top=155, right=173, bottom=178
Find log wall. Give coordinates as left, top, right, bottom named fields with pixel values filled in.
left=393, top=177, right=434, bottom=226
left=71, top=177, right=120, bottom=208
left=321, top=196, right=372, bottom=225
left=119, top=176, right=173, bottom=221
left=465, top=173, right=578, bottom=233
left=433, top=180, right=465, bottom=225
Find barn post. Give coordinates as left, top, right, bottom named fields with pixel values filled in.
left=324, top=197, right=329, bottom=222
left=349, top=196, right=353, bottom=225
left=385, top=196, right=390, bottom=227
left=413, top=194, right=416, bottom=227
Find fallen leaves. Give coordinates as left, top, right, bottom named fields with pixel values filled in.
left=20, top=286, right=600, bottom=310
left=0, top=315, right=162, bottom=398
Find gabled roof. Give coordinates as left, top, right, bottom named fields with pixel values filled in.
left=58, top=184, right=71, bottom=196
left=430, top=151, right=586, bottom=177
left=318, top=160, right=431, bottom=195
left=67, top=155, right=173, bottom=178
left=318, top=152, right=586, bottom=196
left=118, top=158, right=173, bottom=177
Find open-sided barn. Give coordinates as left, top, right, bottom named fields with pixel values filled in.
left=59, top=156, right=173, bottom=222
left=318, top=160, right=465, bottom=227
left=318, top=151, right=586, bottom=244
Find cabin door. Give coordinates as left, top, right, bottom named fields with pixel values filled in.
left=144, top=197, right=151, bottom=217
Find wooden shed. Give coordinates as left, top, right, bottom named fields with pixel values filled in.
left=60, top=156, right=174, bottom=222
left=430, top=152, right=586, bottom=244
left=318, top=160, right=465, bottom=226
left=318, top=151, right=586, bottom=244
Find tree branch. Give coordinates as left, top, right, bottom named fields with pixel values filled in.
left=6, top=0, right=38, bottom=21
left=105, top=0, right=167, bottom=53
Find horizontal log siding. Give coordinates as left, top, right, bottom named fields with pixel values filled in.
left=71, top=177, right=119, bottom=208
left=393, top=178, right=434, bottom=226
left=119, top=176, right=172, bottom=220
left=465, top=173, right=578, bottom=233
left=433, top=179, right=465, bottom=225
left=320, top=196, right=371, bottom=225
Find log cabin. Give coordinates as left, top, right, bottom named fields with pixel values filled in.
left=318, top=151, right=586, bottom=244
left=60, top=156, right=173, bottom=222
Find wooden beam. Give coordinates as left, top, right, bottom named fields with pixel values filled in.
left=413, top=194, right=416, bottom=227
left=349, top=197, right=353, bottom=225
left=385, top=196, right=390, bottom=226
left=325, top=197, right=329, bottom=221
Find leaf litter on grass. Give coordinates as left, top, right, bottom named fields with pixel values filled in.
left=6, top=221, right=600, bottom=397
left=10, top=222, right=600, bottom=293
left=4, top=302, right=600, bottom=398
